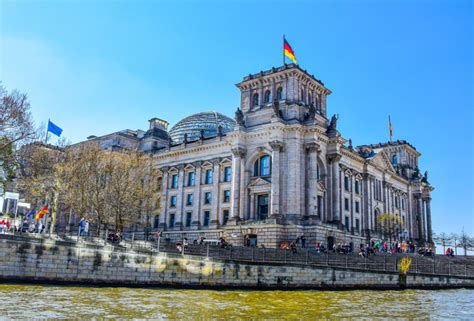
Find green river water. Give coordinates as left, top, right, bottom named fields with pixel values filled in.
left=0, top=284, right=472, bottom=319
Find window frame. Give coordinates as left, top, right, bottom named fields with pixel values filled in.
left=204, top=192, right=212, bottom=205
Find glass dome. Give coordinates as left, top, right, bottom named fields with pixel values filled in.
left=169, top=111, right=236, bottom=143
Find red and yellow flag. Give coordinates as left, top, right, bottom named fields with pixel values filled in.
left=35, top=205, right=49, bottom=220
left=284, top=38, right=297, bottom=64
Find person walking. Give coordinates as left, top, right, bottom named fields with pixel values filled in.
left=300, top=235, right=306, bottom=249
left=79, top=218, right=86, bottom=237
left=84, top=219, right=90, bottom=237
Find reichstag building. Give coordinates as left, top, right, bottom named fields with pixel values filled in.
left=84, top=64, right=434, bottom=248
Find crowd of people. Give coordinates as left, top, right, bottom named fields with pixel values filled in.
left=0, top=217, right=47, bottom=234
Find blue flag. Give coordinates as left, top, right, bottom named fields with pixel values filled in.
left=47, top=120, right=63, bottom=137
left=25, top=209, right=36, bottom=220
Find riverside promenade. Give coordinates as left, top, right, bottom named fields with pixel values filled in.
left=0, top=234, right=472, bottom=290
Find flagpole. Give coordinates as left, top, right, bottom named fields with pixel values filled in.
left=44, top=119, right=49, bottom=144
left=283, top=35, right=285, bottom=66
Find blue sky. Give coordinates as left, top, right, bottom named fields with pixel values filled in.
left=1, top=0, right=472, bottom=235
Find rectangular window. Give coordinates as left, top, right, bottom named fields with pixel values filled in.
left=344, top=198, right=349, bottom=211
left=345, top=216, right=350, bottom=232
left=205, top=169, right=213, bottom=184
left=187, top=172, right=195, bottom=186
left=204, top=192, right=212, bottom=204
left=223, top=210, right=229, bottom=225
left=355, top=201, right=360, bottom=213
left=185, top=212, right=192, bottom=227
left=186, top=193, right=193, bottom=206
left=344, top=176, right=349, bottom=191
left=153, top=215, right=159, bottom=229
left=169, top=213, right=175, bottom=228
left=170, top=195, right=177, bottom=207
left=223, top=190, right=231, bottom=203
left=203, top=211, right=210, bottom=226
left=355, top=218, right=360, bottom=233
left=355, top=181, right=359, bottom=194
left=171, top=174, right=178, bottom=189
left=224, top=166, right=231, bottom=182
left=317, top=196, right=323, bottom=217
left=402, top=199, right=405, bottom=210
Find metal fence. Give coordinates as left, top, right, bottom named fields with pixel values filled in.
left=3, top=231, right=473, bottom=278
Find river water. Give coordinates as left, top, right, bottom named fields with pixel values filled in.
left=0, top=284, right=472, bottom=319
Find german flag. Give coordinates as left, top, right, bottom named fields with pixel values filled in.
left=284, top=37, right=297, bottom=64
left=35, top=205, right=49, bottom=220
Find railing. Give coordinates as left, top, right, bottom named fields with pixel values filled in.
left=2, top=231, right=473, bottom=278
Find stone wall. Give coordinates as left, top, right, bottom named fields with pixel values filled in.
left=0, top=236, right=472, bottom=290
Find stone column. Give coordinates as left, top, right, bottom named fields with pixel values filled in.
left=239, top=157, right=247, bottom=220
left=325, top=157, right=332, bottom=223
left=270, top=140, right=284, bottom=218
left=425, top=197, right=433, bottom=244
left=329, top=155, right=341, bottom=222
left=249, top=193, right=255, bottom=220
left=305, top=142, right=319, bottom=218
left=210, top=159, right=221, bottom=227
left=191, top=162, right=202, bottom=229
left=175, top=165, right=185, bottom=229
left=159, top=168, right=169, bottom=229
left=230, top=147, right=246, bottom=222
left=415, top=193, right=425, bottom=243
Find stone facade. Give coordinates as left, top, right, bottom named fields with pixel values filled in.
left=77, top=64, right=434, bottom=248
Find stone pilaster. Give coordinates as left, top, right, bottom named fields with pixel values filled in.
left=159, top=167, right=169, bottom=229
left=328, top=154, right=341, bottom=223
left=230, top=147, right=246, bottom=223
left=305, top=142, right=320, bottom=218
left=191, top=162, right=202, bottom=229
left=269, top=140, right=284, bottom=218
left=210, top=159, right=221, bottom=227
left=175, top=164, right=185, bottom=228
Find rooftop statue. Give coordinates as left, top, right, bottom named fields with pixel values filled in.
left=235, top=108, right=245, bottom=126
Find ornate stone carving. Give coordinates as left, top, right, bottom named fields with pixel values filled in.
left=272, top=100, right=283, bottom=119
left=326, top=114, right=339, bottom=137
left=269, top=140, right=284, bottom=151
left=304, top=104, right=316, bottom=121
left=231, top=147, right=246, bottom=158
left=235, top=108, right=245, bottom=126
left=304, top=142, right=320, bottom=152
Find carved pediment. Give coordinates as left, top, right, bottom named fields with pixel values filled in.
left=369, top=152, right=396, bottom=174
left=248, top=177, right=272, bottom=188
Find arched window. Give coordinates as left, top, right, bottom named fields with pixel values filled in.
left=391, top=154, right=398, bottom=165
left=252, top=93, right=259, bottom=107
left=253, top=155, right=271, bottom=177
left=277, top=87, right=283, bottom=100
left=264, top=90, right=271, bottom=103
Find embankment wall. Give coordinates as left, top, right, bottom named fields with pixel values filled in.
left=0, top=235, right=472, bottom=290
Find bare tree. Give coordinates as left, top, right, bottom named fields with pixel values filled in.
left=0, top=86, right=35, bottom=151
left=458, top=228, right=474, bottom=256
left=433, top=232, right=452, bottom=254
left=377, top=213, right=403, bottom=242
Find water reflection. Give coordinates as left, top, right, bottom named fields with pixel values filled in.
left=0, top=285, right=472, bottom=319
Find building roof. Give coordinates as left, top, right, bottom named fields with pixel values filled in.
left=168, top=111, right=235, bottom=143
left=238, top=63, right=326, bottom=87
